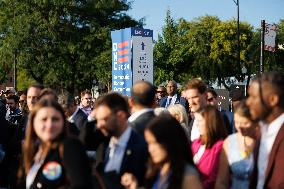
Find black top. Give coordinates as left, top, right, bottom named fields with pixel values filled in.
left=29, top=137, right=92, bottom=189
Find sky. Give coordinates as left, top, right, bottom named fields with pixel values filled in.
left=128, top=0, right=284, bottom=40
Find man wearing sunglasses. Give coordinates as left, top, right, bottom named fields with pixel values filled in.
left=155, top=86, right=166, bottom=104
left=206, top=88, right=234, bottom=134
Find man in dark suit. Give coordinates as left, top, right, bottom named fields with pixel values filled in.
left=58, top=93, right=87, bottom=135
left=159, top=80, right=189, bottom=113
left=0, top=100, right=10, bottom=187
left=128, top=81, right=156, bottom=136
left=206, top=88, right=234, bottom=134
left=93, top=92, right=148, bottom=188
left=247, top=72, right=284, bottom=189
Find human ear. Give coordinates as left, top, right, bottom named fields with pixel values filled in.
left=268, top=94, right=279, bottom=107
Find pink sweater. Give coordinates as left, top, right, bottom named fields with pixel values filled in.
left=191, top=138, right=223, bottom=189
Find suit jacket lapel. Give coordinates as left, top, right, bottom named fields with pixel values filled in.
left=120, top=131, right=134, bottom=173
left=265, top=124, right=284, bottom=181
left=249, top=130, right=261, bottom=189
left=174, top=94, right=180, bottom=104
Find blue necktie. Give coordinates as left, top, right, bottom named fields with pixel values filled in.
left=166, top=97, right=172, bottom=107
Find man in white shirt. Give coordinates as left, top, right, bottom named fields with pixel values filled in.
left=79, top=89, right=93, bottom=116
left=159, top=80, right=189, bottom=113
left=128, top=81, right=156, bottom=136
left=94, top=92, right=148, bottom=188
left=246, top=72, right=284, bottom=189
left=184, top=78, right=208, bottom=142
left=58, top=93, right=87, bottom=135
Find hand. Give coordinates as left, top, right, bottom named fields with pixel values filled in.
left=121, top=173, right=138, bottom=189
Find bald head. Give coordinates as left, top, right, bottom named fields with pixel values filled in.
left=131, top=81, right=156, bottom=107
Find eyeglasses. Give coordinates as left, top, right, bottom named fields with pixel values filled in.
left=156, top=91, right=165, bottom=93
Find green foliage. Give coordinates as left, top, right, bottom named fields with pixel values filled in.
left=16, top=69, right=37, bottom=91
left=154, top=10, right=193, bottom=85
left=210, top=20, right=253, bottom=83
left=0, top=0, right=142, bottom=92
left=154, top=13, right=284, bottom=87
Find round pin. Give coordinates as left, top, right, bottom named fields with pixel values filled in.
left=42, top=161, right=62, bottom=181
left=36, top=182, right=42, bottom=188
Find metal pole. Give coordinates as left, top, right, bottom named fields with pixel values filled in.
left=233, top=0, right=241, bottom=78
left=13, top=51, right=17, bottom=91
left=260, top=20, right=265, bottom=74
left=237, top=0, right=241, bottom=77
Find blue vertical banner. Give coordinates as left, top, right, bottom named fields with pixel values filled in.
left=111, top=28, right=132, bottom=96
left=111, top=28, right=153, bottom=96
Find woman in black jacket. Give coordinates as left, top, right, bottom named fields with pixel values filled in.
left=22, top=99, right=92, bottom=189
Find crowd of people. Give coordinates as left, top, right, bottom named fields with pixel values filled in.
left=0, top=71, right=283, bottom=189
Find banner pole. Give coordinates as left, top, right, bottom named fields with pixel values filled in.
left=260, top=20, right=265, bottom=74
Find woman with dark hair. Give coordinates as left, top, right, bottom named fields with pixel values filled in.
left=121, top=114, right=202, bottom=189
left=215, top=100, right=258, bottom=189
left=191, top=105, right=227, bottom=189
left=22, top=99, right=92, bottom=189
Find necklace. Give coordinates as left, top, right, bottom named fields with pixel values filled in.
left=241, top=136, right=252, bottom=158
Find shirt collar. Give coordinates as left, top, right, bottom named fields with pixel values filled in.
left=168, top=94, right=177, bottom=104
left=168, top=94, right=177, bottom=98
left=128, top=108, right=153, bottom=122
left=109, top=126, right=132, bottom=149
left=260, top=113, right=284, bottom=136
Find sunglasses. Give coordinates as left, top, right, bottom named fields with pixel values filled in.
left=156, top=91, right=165, bottom=93
left=207, top=97, right=215, bottom=102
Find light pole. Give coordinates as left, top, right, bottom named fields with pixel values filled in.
left=232, top=0, right=241, bottom=80
left=13, top=51, right=17, bottom=91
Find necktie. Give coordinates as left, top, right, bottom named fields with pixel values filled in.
left=166, top=97, right=172, bottom=107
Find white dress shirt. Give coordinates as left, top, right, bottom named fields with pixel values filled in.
left=166, top=94, right=178, bottom=107
left=191, top=118, right=200, bottom=142
left=104, top=126, right=132, bottom=173
left=257, top=113, right=284, bottom=189
left=128, top=108, right=154, bottom=123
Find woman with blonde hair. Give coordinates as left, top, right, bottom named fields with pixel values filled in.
left=167, top=104, right=190, bottom=141
left=215, top=100, right=257, bottom=189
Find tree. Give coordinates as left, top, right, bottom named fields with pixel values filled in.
left=0, top=0, right=142, bottom=93
left=210, top=20, right=254, bottom=87
left=154, top=10, right=193, bottom=85
left=185, top=15, right=221, bottom=83
left=154, top=14, right=256, bottom=88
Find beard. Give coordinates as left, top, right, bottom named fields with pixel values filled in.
left=105, top=113, right=121, bottom=137
left=250, top=106, right=272, bottom=123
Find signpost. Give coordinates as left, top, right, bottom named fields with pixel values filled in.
left=260, top=20, right=277, bottom=74
left=111, top=28, right=153, bottom=96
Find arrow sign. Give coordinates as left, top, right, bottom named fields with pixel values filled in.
left=141, top=42, right=145, bottom=50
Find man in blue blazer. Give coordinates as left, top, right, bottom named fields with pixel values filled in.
left=159, top=80, right=189, bottom=113
left=128, top=81, right=156, bottom=137
left=94, top=93, right=148, bottom=188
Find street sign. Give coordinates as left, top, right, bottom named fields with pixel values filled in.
left=111, top=28, right=153, bottom=96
